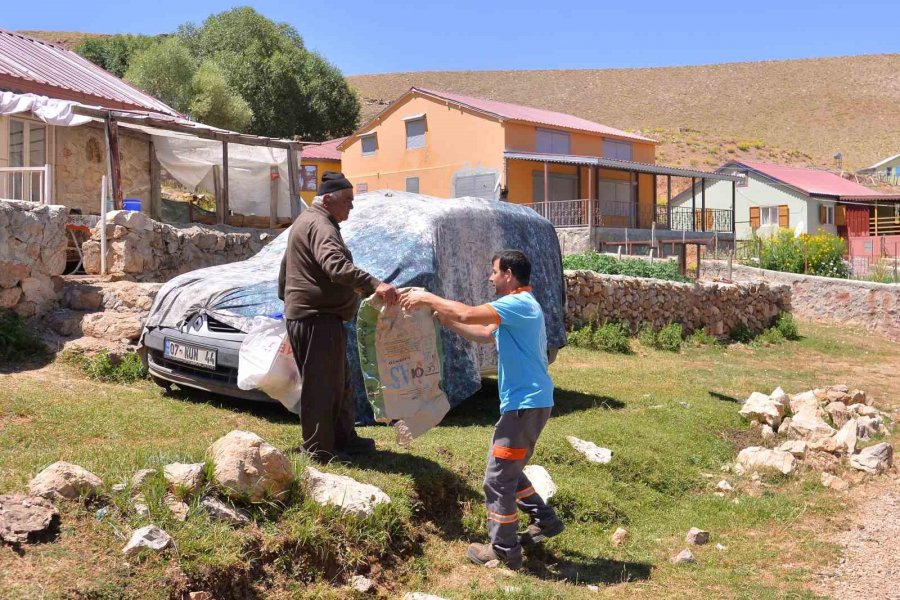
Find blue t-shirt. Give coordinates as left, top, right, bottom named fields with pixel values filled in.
left=487, top=288, right=554, bottom=413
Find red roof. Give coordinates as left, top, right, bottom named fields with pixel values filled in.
left=413, top=87, right=655, bottom=143
left=301, top=137, right=344, bottom=161
left=735, top=160, right=882, bottom=198
left=0, top=29, right=180, bottom=116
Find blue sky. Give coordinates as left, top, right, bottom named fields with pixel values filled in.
left=2, top=0, right=898, bottom=75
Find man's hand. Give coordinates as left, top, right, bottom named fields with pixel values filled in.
left=375, top=282, right=399, bottom=306
left=399, top=289, right=434, bottom=311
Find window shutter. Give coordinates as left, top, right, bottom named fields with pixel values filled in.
left=750, top=206, right=760, bottom=228
left=835, top=205, right=846, bottom=226
left=778, top=205, right=789, bottom=227
left=819, top=205, right=827, bottom=224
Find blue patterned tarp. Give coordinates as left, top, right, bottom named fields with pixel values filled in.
left=142, top=191, right=566, bottom=422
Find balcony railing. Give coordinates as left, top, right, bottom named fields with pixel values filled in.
left=0, top=165, right=53, bottom=204
left=869, top=214, right=900, bottom=236
left=522, top=198, right=732, bottom=232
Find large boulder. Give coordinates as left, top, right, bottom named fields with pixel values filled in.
left=739, top=391, right=785, bottom=427
left=789, top=390, right=820, bottom=415
left=80, top=312, right=144, bottom=342
left=207, top=431, right=294, bottom=502
left=302, top=467, right=390, bottom=518
left=824, top=402, right=850, bottom=428
left=0, top=493, right=59, bottom=544
left=849, top=443, right=894, bottom=474
left=27, top=461, right=102, bottom=500
left=788, top=405, right=836, bottom=441
left=736, top=447, right=797, bottom=475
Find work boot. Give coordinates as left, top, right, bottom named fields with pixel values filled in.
left=341, top=436, right=376, bottom=455
left=301, top=448, right=352, bottom=466
left=519, top=518, right=565, bottom=547
left=465, top=543, right=523, bottom=570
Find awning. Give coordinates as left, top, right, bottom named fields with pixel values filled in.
left=504, top=151, right=744, bottom=182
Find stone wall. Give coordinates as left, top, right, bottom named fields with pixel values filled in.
left=0, top=200, right=67, bottom=317
left=82, top=210, right=278, bottom=283
left=55, top=124, right=151, bottom=214
left=701, top=260, right=900, bottom=342
left=565, top=269, right=791, bottom=337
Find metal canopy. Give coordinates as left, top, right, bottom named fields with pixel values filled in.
left=504, top=151, right=744, bottom=182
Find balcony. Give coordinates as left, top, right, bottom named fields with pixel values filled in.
left=0, top=165, right=53, bottom=204
left=520, top=198, right=733, bottom=233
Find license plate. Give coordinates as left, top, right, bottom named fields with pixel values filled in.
left=164, top=339, right=217, bottom=369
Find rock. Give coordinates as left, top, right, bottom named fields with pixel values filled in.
left=164, top=494, right=190, bottom=521
left=739, top=391, right=784, bottom=427
left=131, top=469, right=156, bottom=488
left=789, top=406, right=836, bottom=441
left=133, top=493, right=150, bottom=517
left=716, top=543, right=727, bottom=551
left=686, top=527, right=710, bottom=545
left=163, top=463, right=205, bottom=495
left=350, top=575, right=374, bottom=593
left=716, top=480, right=733, bottom=492
left=760, top=424, right=775, bottom=440
left=611, top=527, right=628, bottom=546
left=803, top=450, right=842, bottom=473
left=671, top=548, right=695, bottom=564
left=849, top=443, right=893, bottom=474
left=825, top=402, right=850, bottom=428
left=830, top=419, right=858, bottom=455
left=736, top=447, right=797, bottom=475
left=789, top=390, right=820, bottom=415
left=27, top=461, right=103, bottom=500
left=403, top=594, right=447, bottom=600
left=776, top=440, right=809, bottom=458
left=122, top=525, right=171, bottom=556
left=200, top=496, right=250, bottom=526
left=587, top=584, right=600, bottom=591
left=848, top=404, right=879, bottom=418
left=777, top=417, right=793, bottom=436
left=856, top=416, right=885, bottom=440
left=848, top=389, right=867, bottom=405
left=485, top=559, right=500, bottom=569
left=0, top=494, right=59, bottom=544
left=188, top=593, right=212, bottom=600
left=566, top=436, right=612, bottom=464
left=303, top=467, right=390, bottom=518
left=522, top=465, right=556, bottom=502
left=821, top=472, right=849, bottom=491
left=111, top=483, right=127, bottom=493
left=207, top=430, right=294, bottom=502
left=80, top=311, right=144, bottom=342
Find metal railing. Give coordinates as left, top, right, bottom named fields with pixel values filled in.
left=0, top=165, right=52, bottom=204
left=870, top=215, right=900, bottom=236
left=657, top=206, right=733, bottom=233
left=522, top=198, right=638, bottom=228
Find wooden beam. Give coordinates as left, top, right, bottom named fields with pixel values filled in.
left=701, top=177, right=707, bottom=232
left=691, top=176, right=697, bottom=231
left=221, top=141, right=229, bottom=225
left=667, top=174, right=672, bottom=228
left=149, top=140, right=161, bottom=220
left=287, top=143, right=301, bottom=219
left=212, top=164, right=222, bottom=223
left=731, top=180, right=736, bottom=234
left=104, top=117, right=123, bottom=209
left=269, top=165, right=279, bottom=228
left=543, top=162, right=549, bottom=204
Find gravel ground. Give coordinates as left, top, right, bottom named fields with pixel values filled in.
left=816, top=471, right=900, bottom=600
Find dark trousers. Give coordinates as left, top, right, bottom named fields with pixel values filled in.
left=484, top=407, right=558, bottom=560
left=286, top=314, right=357, bottom=455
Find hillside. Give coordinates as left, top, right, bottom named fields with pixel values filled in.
left=348, top=55, right=900, bottom=173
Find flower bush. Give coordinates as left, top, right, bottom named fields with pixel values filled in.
left=757, top=229, right=849, bottom=279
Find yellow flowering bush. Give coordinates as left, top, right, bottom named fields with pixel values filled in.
left=758, top=229, right=849, bottom=278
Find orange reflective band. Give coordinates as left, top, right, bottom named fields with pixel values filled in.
left=511, top=286, right=533, bottom=295
left=483, top=303, right=501, bottom=326
left=487, top=511, right=518, bottom=524
left=492, top=444, right=528, bottom=461
left=515, top=486, right=536, bottom=499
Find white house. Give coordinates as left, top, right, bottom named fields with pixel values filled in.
left=858, top=153, right=900, bottom=186
left=671, top=160, right=883, bottom=240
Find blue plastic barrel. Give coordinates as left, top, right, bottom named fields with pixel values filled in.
left=123, top=198, right=142, bottom=211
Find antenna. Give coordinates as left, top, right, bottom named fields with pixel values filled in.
left=833, top=150, right=843, bottom=170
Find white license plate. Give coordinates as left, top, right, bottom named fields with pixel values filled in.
left=164, top=339, right=217, bottom=369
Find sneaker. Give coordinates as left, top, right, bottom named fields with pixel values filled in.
left=519, top=518, right=565, bottom=547
left=465, top=543, right=523, bottom=570
left=341, top=436, right=376, bottom=455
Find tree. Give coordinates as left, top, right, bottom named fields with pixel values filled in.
left=124, top=37, right=196, bottom=114
left=189, top=61, right=253, bottom=131
left=178, top=7, right=359, bottom=140
left=74, top=34, right=158, bottom=78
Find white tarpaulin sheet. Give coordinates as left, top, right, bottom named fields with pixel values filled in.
left=0, top=91, right=92, bottom=126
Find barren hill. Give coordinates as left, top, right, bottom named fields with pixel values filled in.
left=348, top=55, right=900, bottom=172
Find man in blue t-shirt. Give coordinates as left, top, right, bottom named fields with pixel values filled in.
left=399, top=250, right=564, bottom=570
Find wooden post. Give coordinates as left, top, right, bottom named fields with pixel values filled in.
left=587, top=166, right=593, bottom=228
left=652, top=174, right=658, bottom=227
left=731, top=180, right=737, bottom=234
left=269, top=165, right=279, bottom=228
left=691, top=177, right=696, bottom=231
left=212, top=165, right=222, bottom=224
left=104, top=117, right=123, bottom=210
left=220, top=141, right=229, bottom=225
left=543, top=161, right=549, bottom=204
left=631, top=171, right=638, bottom=228
left=99, top=175, right=107, bottom=275
left=149, top=141, right=161, bottom=220
left=287, top=143, right=301, bottom=219
left=701, top=177, right=707, bottom=232
left=667, top=175, right=672, bottom=228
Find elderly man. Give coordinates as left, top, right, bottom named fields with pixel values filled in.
left=278, top=171, right=398, bottom=462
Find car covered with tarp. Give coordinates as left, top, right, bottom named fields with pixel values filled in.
left=141, top=191, right=566, bottom=422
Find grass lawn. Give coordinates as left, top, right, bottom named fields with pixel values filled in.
left=0, top=321, right=897, bottom=599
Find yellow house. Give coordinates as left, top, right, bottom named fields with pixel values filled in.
left=298, top=137, right=344, bottom=205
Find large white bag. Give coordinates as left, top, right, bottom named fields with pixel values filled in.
left=237, top=316, right=302, bottom=413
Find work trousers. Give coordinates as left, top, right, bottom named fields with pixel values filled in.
left=286, top=314, right=357, bottom=455
left=484, top=407, right=558, bottom=560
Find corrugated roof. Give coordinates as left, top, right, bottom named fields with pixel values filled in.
left=414, top=87, right=655, bottom=143
left=505, top=151, right=743, bottom=181
left=861, top=153, right=900, bottom=171
left=734, top=160, right=882, bottom=197
left=301, top=137, right=345, bottom=161
left=0, top=29, right=180, bottom=116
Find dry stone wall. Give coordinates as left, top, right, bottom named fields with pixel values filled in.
left=0, top=200, right=67, bottom=317
left=82, top=211, right=278, bottom=283
left=701, top=261, right=900, bottom=342
left=565, top=269, right=790, bottom=337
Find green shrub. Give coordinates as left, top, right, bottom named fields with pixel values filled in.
left=0, top=310, right=46, bottom=362
left=63, top=349, right=148, bottom=384
left=757, top=230, right=850, bottom=279
left=773, top=311, right=799, bottom=340
left=686, top=329, right=720, bottom=347
left=562, top=251, right=689, bottom=282
left=637, top=324, right=658, bottom=348
left=655, top=323, right=683, bottom=352
left=591, top=322, right=631, bottom=354
left=567, top=325, right=594, bottom=349
left=730, top=323, right=755, bottom=344
left=755, top=328, right=786, bottom=346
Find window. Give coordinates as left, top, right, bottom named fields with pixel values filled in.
left=736, top=169, right=750, bottom=188
left=821, top=204, right=835, bottom=225
left=405, top=177, right=419, bottom=193
left=361, top=134, right=377, bottom=156
left=760, top=205, right=779, bottom=226
left=405, top=117, right=426, bottom=150
left=532, top=171, right=577, bottom=202
left=7, top=118, right=47, bottom=202
left=357, top=183, right=368, bottom=193
left=603, top=139, right=633, bottom=161
left=536, top=129, right=570, bottom=154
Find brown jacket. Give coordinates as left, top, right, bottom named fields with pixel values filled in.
left=278, top=203, right=380, bottom=321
